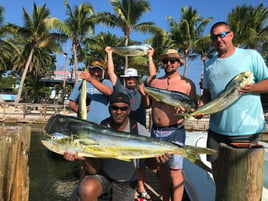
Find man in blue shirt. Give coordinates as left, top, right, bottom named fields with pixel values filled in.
left=69, top=65, right=113, bottom=123
left=198, top=21, right=268, bottom=182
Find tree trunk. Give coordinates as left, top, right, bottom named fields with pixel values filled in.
left=15, top=48, right=35, bottom=105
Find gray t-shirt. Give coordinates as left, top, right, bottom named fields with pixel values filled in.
left=100, top=119, right=149, bottom=182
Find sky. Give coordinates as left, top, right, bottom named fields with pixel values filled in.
left=0, top=0, right=267, bottom=94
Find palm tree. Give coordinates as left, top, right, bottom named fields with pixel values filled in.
left=93, top=0, right=162, bottom=69
left=46, top=0, right=95, bottom=84
left=167, top=6, right=212, bottom=77
left=6, top=4, right=66, bottom=104
left=146, top=30, right=176, bottom=67
left=228, top=4, right=268, bottom=50
left=83, top=31, right=125, bottom=68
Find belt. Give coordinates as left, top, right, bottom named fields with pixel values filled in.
left=152, top=123, right=184, bottom=130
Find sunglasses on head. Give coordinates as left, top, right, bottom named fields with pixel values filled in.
left=210, top=31, right=230, bottom=41
left=162, top=58, right=179, bottom=65
left=110, top=105, right=129, bottom=111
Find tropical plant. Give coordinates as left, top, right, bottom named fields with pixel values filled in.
left=4, top=4, right=66, bottom=104
left=228, top=3, right=268, bottom=50
left=83, top=32, right=125, bottom=69
left=146, top=30, right=176, bottom=67
left=92, top=0, right=163, bottom=69
left=45, top=0, right=95, bottom=85
left=167, top=6, right=212, bottom=77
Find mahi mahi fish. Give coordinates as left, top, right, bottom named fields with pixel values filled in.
left=182, top=71, right=254, bottom=119
left=111, top=44, right=151, bottom=56
left=79, top=72, right=87, bottom=120
left=41, top=114, right=217, bottom=172
left=144, top=86, right=196, bottom=112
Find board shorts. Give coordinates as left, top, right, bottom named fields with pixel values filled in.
left=151, top=124, right=185, bottom=169
left=85, top=174, right=137, bottom=201
left=207, top=129, right=259, bottom=163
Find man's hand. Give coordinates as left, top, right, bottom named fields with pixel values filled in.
left=239, top=83, right=254, bottom=94
left=80, top=71, right=93, bottom=82
left=64, top=151, right=85, bottom=161
left=155, top=152, right=171, bottom=165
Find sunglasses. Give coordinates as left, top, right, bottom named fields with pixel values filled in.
left=162, top=59, right=179, bottom=65
left=110, top=105, right=129, bottom=111
left=210, top=31, right=231, bottom=41
left=125, top=77, right=137, bottom=80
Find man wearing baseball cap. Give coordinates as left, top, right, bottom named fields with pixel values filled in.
left=105, top=46, right=149, bottom=200
left=64, top=92, right=154, bottom=201
left=69, top=64, right=113, bottom=123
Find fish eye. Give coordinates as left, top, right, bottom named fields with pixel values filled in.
left=51, top=136, right=57, bottom=141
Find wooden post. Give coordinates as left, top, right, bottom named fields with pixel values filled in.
left=0, top=126, right=31, bottom=201
left=216, top=143, right=264, bottom=201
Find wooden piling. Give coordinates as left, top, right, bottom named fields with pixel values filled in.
left=0, top=126, right=31, bottom=201
left=216, top=143, right=264, bottom=201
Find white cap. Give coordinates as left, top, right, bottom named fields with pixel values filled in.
left=120, top=68, right=139, bottom=77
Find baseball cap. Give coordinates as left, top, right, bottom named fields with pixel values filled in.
left=109, top=92, right=130, bottom=105
left=88, top=65, right=103, bottom=71
left=120, top=68, right=139, bottom=78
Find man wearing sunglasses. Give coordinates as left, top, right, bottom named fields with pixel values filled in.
left=198, top=21, right=268, bottom=183
left=64, top=92, right=169, bottom=201
left=105, top=46, right=149, bottom=200
left=144, top=48, right=197, bottom=201
left=69, top=65, right=113, bottom=123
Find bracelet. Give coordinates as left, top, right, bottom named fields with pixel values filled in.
left=148, top=57, right=153, bottom=60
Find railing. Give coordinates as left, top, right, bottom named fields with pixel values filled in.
left=0, top=102, right=75, bottom=122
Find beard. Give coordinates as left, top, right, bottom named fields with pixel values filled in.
left=164, top=68, right=177, bottom=76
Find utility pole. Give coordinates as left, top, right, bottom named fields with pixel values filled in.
left=63, top=47, right=69, bottom=112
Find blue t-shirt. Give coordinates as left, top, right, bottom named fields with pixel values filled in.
left=203, top=48, right=268, bottom=136
left=114, top=78, right=146, bottom=126
left=69, top=79, right=113, bottom=123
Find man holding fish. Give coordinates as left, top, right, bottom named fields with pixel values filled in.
left=144, top=48, right=198, bottom=201
left=69, top=65, right=113, bottom=123
left=105, top=46, right=149, bottom=200
left=198, top=21, right=268, bottom=183
left=64, top=92, right=170, bottom=201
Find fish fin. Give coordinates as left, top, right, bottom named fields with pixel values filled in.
left=191, top=158, right=213, bottom=173
left=76, top=139, right=99, bottom=146
left=116, top=157, right=131, bottom=162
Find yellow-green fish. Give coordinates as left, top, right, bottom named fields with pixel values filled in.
left=79, top=69, right=87, bottom=120
left=144, top=86, right=196, bottom=112
left=41, top=115, right=217, bottom=172
left=182, top=71, right=253, bottom=119
left=111, top=44, right=151, bottom=56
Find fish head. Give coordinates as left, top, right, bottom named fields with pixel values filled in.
left=237, top=71, right=254, bottom=87
left=41, top=132, right=78, bottom=155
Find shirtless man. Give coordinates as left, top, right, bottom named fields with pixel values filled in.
left=145, top=48, right=197, bottom=201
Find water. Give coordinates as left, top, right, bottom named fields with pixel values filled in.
left=28, top=125, right=81, bottom=201
left=3, top=124, right=267, bottom=200
left=264, top=160, right=268, bottom=189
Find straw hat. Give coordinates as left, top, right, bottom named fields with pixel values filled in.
left=159, top=49, right=184, bottom=65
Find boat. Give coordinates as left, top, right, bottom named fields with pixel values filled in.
left=183, top=131, right=268, bottom=201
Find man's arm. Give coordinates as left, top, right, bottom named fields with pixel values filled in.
left=80, top=71, right=113, bottom=96
left=146, top=47, right=157, bottom=84
left=69, top=100, right=79, bottom=113
left=105, top=46, right=117, bottom=86
left=240, top=78, right=268, bottom=94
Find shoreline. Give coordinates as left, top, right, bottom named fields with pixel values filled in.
left=1, top=104, right=267, bottom=141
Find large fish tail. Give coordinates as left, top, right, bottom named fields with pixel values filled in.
left=181, top=151, right=212, bottom=173
left=181, top=145, right=216, bottom=172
